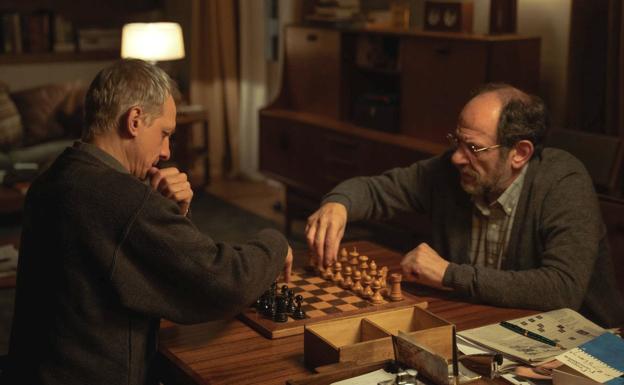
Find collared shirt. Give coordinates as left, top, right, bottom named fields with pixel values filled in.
left=469, top=165, right=528, bottom=269
left=73, top=141, right=129, bottom=174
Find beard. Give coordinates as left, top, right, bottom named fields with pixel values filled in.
left=458, top=158, right=509, bottom=201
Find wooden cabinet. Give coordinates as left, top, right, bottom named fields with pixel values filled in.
left=261, top=26, right=540, bottom=234
left=400, top=38, right=488, bottom=143
left=285, top=27, right=342, bottom=118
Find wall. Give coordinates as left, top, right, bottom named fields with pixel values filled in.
left=517, top=0, right=572, bottom=128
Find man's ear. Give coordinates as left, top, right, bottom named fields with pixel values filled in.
left=510, top=140, right=534, bottom=170
left=124, top=107, right=143, bottom=137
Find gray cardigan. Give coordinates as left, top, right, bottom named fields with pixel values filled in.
left=3, top=145, right=288, bottom=385
left=324, top=148, right=624, bottom=327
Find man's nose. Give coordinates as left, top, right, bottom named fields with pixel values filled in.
left=160, top=140, right=171, bottom=161
left=451, top=146, right=469, bottom=166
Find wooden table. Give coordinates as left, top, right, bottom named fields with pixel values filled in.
left=158, top=241, right=536, bottom=385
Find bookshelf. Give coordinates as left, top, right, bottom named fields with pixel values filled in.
left=0, top=0, right=162, bottom=64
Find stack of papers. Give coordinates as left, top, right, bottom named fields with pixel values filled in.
left=458, top=309, right=605, bottom=365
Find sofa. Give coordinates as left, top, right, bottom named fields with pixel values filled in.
left=0, top=81, right=86, bottom=177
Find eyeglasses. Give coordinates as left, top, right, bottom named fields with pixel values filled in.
left=446, top=132, right=502, bottom=155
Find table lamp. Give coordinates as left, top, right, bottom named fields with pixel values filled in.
left=121, top=22, right=185, bottom=64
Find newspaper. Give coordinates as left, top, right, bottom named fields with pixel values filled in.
left=458, top=309, right=605, bottom=365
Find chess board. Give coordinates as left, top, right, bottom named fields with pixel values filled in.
left=238, top=268, right=423, bottom=339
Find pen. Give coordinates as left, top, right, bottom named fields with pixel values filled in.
left=499, top=321, right=565, bottom=349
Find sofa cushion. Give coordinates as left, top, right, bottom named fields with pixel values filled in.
left=8, top=139, right=73, bottom=166
left=0, top=82, right=23, bottom=151
left=11, top=82, right=85, bottom=146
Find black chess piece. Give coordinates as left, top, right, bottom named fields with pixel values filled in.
left=292, top=294, right=306, bottom=320
left=262, top=295, right=275, bottom=318
left=286, top=289, right=296, bottom=314
left=273, top=295, right=288, bottom=323
left=281, top=284, right=289, bottom=296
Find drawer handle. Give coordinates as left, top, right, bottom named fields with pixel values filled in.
left=306, top=34, right=318, bottom=42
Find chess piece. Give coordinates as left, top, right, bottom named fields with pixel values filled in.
left=359, top=255, right=369, bottom=275
left=322, top=263, right=334, bottom=280
left=286, top=289, right=296, bottom=313
left=332, top=262, right=344, bottom=285
left=292, top=294, right=306, bottom=320
left=342, top=266, right=353, bottom=289
left=352, top=270, right=363, bottom=295
left=371, top=278, right=384, bottom=304
left=369, top=260, right=377, bottom=279
left=349, top=247, right=359, bottom=270
left=339, top=247, right=349, bottom=264
left=389, top=273, right=403, bottom=301
left=281, top=284, right=289, bottom=296
left=379, top=266, right=388, bottom=295
left=273, top=295, right=288, bottom=322
left=362, top=274, right=373, bottom=299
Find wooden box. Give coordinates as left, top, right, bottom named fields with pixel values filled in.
left=366, top=306, right=454, bottom=360
left=304, top=305, right=451, bottom=370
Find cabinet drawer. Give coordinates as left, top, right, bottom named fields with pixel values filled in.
left=259, top=116, right=305, bottom=182
left=320, top=134, right=369, bottom=189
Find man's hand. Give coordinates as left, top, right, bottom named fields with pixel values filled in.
left=148, top=167, right=193, bottom=216
left=305, top=202, right=347, bottom=268
left=283, top=246, right=293, bottom=283
left=400, top=242, right=451, bottom=290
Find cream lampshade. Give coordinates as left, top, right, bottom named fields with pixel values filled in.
left=121, top=22, right=185, bottom=63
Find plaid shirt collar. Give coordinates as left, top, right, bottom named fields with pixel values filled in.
left=473, top=164, right=528, bottom=217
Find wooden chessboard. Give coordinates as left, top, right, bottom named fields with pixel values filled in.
left=238, top=268, right=424, bottom=339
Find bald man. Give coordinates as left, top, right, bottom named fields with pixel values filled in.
left=305, top=83, right=624, bottom=327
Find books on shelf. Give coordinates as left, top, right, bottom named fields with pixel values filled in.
left=0, top=12, right=22, bottom=54
left=53, top=14, right=76, bottom=53
left=458, top=308, right=606, bottom=365
left=22, top=10, right=53, bottom=53
left=78, top=28, right=120, bottom=52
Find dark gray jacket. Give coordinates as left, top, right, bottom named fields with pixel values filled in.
left=324, top=148, right=624, bottom=327
left=3, top=145, right=287, bottom=385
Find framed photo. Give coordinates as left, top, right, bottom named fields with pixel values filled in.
left=424, top=1, right=473, bottom=33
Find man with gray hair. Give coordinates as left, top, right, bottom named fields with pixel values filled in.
left=2, top=59, right=292, bottom=385
left=306, top=83, right=624, bottom=327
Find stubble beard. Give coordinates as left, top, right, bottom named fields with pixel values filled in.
left=459, top=160, right=508, bottom=201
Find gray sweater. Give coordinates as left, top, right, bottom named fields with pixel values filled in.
left=324, top=148, right=624, bottom=327
left=3, top=145, right=288, bottom=385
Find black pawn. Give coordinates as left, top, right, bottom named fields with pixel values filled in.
left=281, top=284, right=289, bottom=296
left=292, top=294, right=306, bottom=320
left=274, top=295, right=288, bottom=323
left=286, top=289, right=296, bottom=314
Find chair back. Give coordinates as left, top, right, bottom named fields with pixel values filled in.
left=544, top=129, right=624, bottom=196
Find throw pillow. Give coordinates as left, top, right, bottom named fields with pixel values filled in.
left=11, top=82, right=75, bottom=146
left=0, top=81, right=23, bottom=151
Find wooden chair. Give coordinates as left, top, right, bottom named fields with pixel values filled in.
left=544, top=129, right=624, bottom=196
left=599, top=195, right=624, bottom=297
